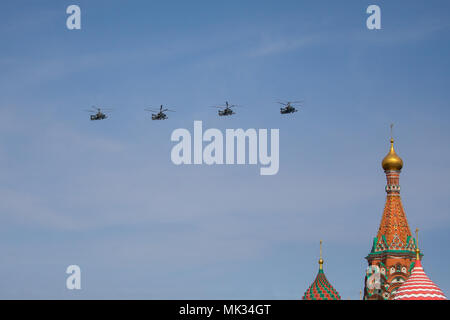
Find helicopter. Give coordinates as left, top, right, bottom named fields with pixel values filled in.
left=277, top=101, right=303, bottom=114
left=84, top=106, right=113, bottom=120
left=145, top=105, right=175, bottom=120
left=210, top=101, right=240, bottom=116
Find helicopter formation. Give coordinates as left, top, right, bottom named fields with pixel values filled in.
left=85, top=100, right=303, bottom=121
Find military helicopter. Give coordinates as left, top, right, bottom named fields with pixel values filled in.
left=84, top=106, right=113, bottom=120
left=277, top=100, right=303, bottom=114
left=144, top=105, right=175, bottom=120
left=210, top=101, right=240, bottom=116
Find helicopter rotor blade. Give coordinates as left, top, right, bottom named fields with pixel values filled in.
left=285, top=101, right=304, bottom=106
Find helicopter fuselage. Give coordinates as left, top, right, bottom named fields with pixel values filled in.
left=218, top=108, right=234, bottom=116
left=152, top=112, right=168, bottom=120
left=280, top=106, right=297, bottom=114
left=90, top=113, right=107, bottom=120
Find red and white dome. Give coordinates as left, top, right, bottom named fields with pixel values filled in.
left=394, top=260, right=447, bottom=300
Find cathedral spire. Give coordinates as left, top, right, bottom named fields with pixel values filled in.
left=319, top=240, right=323, bottom=270
left=364, top=128, right=417, bottom=300
left=375, top=130, right=413, bottom=247
left=415, top=228, right=420, bottom=261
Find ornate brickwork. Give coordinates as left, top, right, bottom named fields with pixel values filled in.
left=374, top=190, right=415, bottom=252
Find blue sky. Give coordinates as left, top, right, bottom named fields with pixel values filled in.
left=1, top=0, right=450, bottom=299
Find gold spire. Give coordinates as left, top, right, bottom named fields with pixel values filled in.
left=415, top=228, right=420, bottom=260
left=319, top=240, right=324, bottom=270
left=382, top=124, right=403, bottom=171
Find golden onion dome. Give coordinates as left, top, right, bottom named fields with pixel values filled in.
left=382, top=138, right=403, bottom=171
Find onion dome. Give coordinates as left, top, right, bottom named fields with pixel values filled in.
left=394, top=230, right=447, bottom=300
left=382, top=138, right=403, bottom=171
left=302, top=241, right=341, bottom=300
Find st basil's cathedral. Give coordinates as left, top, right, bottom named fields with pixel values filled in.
left=302, top=131, right=447, bottom=300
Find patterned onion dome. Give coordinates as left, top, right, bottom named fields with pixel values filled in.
left=394, top=232, right=447, bottom=301
left=302, top=241, right=341, bottom=300
left=394, top=258, right=446, bottom=300
left=302, top=268, right=341, bottom=300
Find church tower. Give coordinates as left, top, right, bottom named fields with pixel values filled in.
left=364, top=127, right=418, bottom=300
